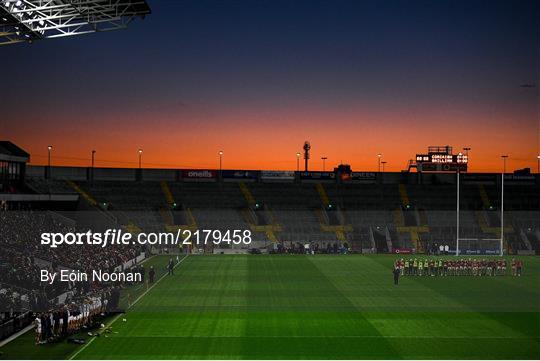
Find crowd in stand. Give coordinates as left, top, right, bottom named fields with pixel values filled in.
left=273, top=241, right=349, bottom=254
left=0, top=209, right=146, bottom=343
left=0, top=211, right=141, bottom=274
left=394, top=258, right=524, bottom=277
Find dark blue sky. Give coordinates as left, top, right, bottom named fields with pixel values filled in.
left=2, top=0, right=539, bottom=171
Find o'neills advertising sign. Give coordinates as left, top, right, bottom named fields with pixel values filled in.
left=182, top=169, right=217, bottom=179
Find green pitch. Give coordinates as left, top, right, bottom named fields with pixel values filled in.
left=3, top=255, right=540, bottom=359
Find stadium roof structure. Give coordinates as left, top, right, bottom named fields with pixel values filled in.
left=0, top=0, right=150, bottom=45
left=0, top=141, right=30, bottom=162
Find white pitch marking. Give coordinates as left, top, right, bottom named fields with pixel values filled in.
left=69, top=254, right=188, bottom=360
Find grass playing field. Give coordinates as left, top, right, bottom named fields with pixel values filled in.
left=2, top=254, right=540, bottom=359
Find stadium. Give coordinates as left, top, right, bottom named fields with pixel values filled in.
left=0, top=140, right=539, bottom=359
left=1, top=0, right=539, bottom=360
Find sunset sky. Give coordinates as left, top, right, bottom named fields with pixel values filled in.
left=1, top=0, right=539, bottom=172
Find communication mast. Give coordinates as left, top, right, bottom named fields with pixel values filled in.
left=303, top=141, right=311, bottom=172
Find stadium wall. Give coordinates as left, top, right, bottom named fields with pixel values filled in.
left=25, top=165, right=540, bottom=185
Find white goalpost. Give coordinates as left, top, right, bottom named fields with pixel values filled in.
left=456, top=172, right=504, bottom=256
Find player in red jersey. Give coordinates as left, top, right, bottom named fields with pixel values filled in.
left=516, top=259, right=523, bottom=276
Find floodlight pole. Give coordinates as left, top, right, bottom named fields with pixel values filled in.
left=91, top=150, right=96, bottom=184
left=47, top=145, right=52, bottom=179
left=499, top=155, right=508, bottom=256
left=501, top=155, right=508, bottom=173
left=296, top=153, right=301, bottom=172
left=456, top=169, right=460, bottom=256
left=377, top=153, right=382, bottom=172
left=219, top=151, right=223, bottom=176
left=500, top=172, right=504, bottom=256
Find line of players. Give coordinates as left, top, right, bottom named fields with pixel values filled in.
left=35, top=295, right=106, bottom=345
left=394, top=258, right=524, bottom=277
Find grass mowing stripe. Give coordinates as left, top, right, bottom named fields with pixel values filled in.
left=69, top=336, right=540, bottom=360
left=85, top=334, right=540, bottom=339
left=241, top=256, right=401, bottom=358
left=69, top=254, right=188, bottom=360
left=68, top=255, right=540, bottom=360
left=367, top=256, right=540, bottom=338
left=340, top=256, right=539, bottom=341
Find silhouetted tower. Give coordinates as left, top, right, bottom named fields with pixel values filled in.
left=303, top=141, right=311, bottom=171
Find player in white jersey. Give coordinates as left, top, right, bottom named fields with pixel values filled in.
left=35, top=316, right=42, bottom=345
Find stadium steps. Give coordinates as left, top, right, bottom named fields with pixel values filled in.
left=315, top=184, right=351, bottom=242
left=66, top=180, right=97, bottom=206
left=249, top=223, right=282, bottom=243
left=475, top=211, right=514, bottom=251
left=398, top=184, right=410, bottom=205
left=66, top=180, right=122, bottom=226
left=265, top=228, right=279, bottom=243
left=315, top=208, right=352, bottom=243
left=240, top=201, right=282, bottom=244
left=371, top=226, right=389, bottom=252
left=396, top=226, right=429, bottom=252
left=518, top=229, right=534, bottom=251
left=478, top=184, right=491, bottom=208
left=239, top=182, right=256, bottom=205
left=161, top=207, right=198, bottom=232
left=393, top=208, right=405, bottom=227
left=242, top=207, right=258, bottom=225
left=124, top=221, right=142, bottom=234
left=475, top=211, right=514, bottom=234
left=528, top=230, right=540, bottom=253
left=394, top=185, right=430, bottom=252
left=319, top=222, right=353, bottom=236
left=394, top=210, right=428, bottom=253
left=161, top=181, right=195, bottom=228
left=315, top=183, right=330, bottom=206
left=410, top=228, right=422, bottom=252
left=160, top=181, right=175, bottom=205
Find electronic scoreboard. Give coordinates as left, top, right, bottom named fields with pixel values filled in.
left=414, top=146, right=468, bottom=172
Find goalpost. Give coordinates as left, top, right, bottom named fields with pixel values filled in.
left=456, top=172, right=504, bottom=256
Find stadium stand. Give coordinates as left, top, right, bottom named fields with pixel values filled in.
left=15, top=167, right=540, bottom=256
left=1, top=152, right=539, bottom=343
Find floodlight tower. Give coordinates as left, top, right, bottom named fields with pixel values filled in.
left=463, top=147, right=471, bottom=169
left=219, top=150, right=223, bottom=173
left=321, top=157, right=327, bottom=171
left=47, top=145, right=52, bottom=179
left=501, top=155, right=508, bottom=173
left=91, top=150, right=96, bottom=184
left=500, top=156, right=508, bottom=256
left=303, top=141, right=311, bottom=172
